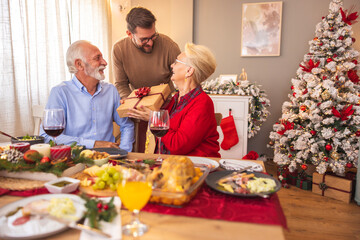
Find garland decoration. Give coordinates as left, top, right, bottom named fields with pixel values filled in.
left=202, top=78, right=270, bottom=138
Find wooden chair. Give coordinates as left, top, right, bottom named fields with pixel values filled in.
left=215, top=113, right=222, bottom=126
left=32, top=105, right=45, bottom=135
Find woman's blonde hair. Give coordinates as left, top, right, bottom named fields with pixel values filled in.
left=184, top=43, right=216, bottom=85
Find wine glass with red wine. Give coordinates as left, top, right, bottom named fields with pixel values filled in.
left=149, top=110, right=170, bottom=162
left=43, top=109, right=65, bottom=145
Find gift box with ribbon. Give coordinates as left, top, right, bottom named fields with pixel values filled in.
left=117, top=84, right=172, bottom=118
left=296, top=178, right=312, bottom=190
left=312, top=172, right=353, bottom=203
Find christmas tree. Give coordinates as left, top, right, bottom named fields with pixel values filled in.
left=268, top=0, right=360, bottom=176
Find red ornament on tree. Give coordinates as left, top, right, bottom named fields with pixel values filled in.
left=293, top=92, right=296, bottom=97
left=303, top=89, right=308, bottom=94
left=346, top=162, right=353, bottom=168
left=338, top=36, right=344, bottom=40
left=300, top=105, right=307, bottom=111
left=333, top=54, right=338, bottom=58
left=324, top=157, right=329, bottom=162
left=352, top=59, right=358, bottom=64
left=356, top=130, right=360, bottom=137
left=352, top=38, right=356, bottom=43
left=288, top=154, right=292, bottom=158
left=320, top=42, right=324, bottom=46
left=322, top=76, right=327, bottom=80
left=326, top=58, right=333, bottom=63
left=301, top=164, right=308, bottom=170
left=325, top=144, right=332, bottom=151
left=334, top=128, right=338, bottom=132
left=291, top=85, right=294, bottom=90
left=310, top=130, right=316, bottom=135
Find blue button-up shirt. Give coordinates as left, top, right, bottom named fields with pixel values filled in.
left=40, top=76, right=134, bottom=151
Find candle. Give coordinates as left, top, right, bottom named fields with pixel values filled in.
left=30, top=143, right=51, bottom=157
left=10, top=143, right=30, bottom=153
left=50, top=145, right=71, bottom=160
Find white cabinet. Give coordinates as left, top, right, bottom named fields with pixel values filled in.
left=209, top=95, right=251, bottom=159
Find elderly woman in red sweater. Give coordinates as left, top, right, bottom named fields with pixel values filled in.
left=128, top=43, right=220, bottom=158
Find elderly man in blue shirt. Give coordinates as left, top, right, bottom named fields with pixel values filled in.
left=40, top=40, right=134, bottom=152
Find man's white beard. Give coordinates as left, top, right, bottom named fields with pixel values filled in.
left=85, top=65, right=106, bottom=81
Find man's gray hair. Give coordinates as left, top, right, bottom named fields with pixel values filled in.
left=66, top=40, right=90, bottom=74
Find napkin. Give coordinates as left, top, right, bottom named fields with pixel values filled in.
left=79, top=197, right=122, bottom=240
left=219, top=159, right=263, bottom=172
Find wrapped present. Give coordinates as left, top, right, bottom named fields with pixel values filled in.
left=276, top=165, right=289, bottom=188
left=312, top=172, right=353, bottom=203
left=296, top=178, right=312, bottom=190
left=117, top=84, right=172, bottom=118
left=288, top=169, right=298, bottom=185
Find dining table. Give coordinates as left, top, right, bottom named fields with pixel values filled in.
left=0, top=152, right=286, bottom=240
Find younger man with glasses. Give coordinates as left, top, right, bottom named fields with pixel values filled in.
left=112, top=7, right=180, bottom=152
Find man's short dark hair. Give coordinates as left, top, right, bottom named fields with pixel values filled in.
left=126, top=7, right=156, bottom=33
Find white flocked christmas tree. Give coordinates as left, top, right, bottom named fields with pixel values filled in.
left=268, top=0, right=360, bottom=176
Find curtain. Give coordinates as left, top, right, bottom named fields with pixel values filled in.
left=0, top=0, right=111, bottom=142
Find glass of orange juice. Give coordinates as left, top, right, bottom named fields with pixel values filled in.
left=117, top=169, right=152, bottom=237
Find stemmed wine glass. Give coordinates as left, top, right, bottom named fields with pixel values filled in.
left=148, top=110, right=170, bottom=162
left=117, top=169, right=153, bottom=237
left=43, top=109, right=65, bottom=145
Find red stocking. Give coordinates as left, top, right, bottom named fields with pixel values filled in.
left=220, top=110, right=239, bottom=150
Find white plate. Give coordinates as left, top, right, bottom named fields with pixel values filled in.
left=188, top=156, right=220, bottom=172
left=0, top=194, right=86, bottom=240
left=219, top=159, right=263, bottom=172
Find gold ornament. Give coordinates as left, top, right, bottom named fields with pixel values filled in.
left=330, top=151, right=340, bottom=161
left=238, top=68, right=248, bottom=81
left=321, top=90, right=331, bottom=100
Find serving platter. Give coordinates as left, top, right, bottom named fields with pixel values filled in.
left=219, top=159, right=263, bottom=172
left=0, top=194, right=85, bottom=240
left=91, top=148, right=127, bottom=159
left=205, top=170, right=281, bottom=198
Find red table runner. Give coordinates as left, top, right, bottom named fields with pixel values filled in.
left=0, top=185, right=287, bottom=229
left=143, top=185, right=287, bottom=229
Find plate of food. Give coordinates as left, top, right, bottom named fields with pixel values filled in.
left=0, top=194, right=86, bottom=240
left=91, top=148, right=128, bottom=159
left=205, top=170, right=281, bottom=198
left=188, top=156, right=219, bottom=172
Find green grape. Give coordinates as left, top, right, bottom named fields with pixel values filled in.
left=106, top=177, right=114, bottom=185
left=107, top=167, right=117, bottom=176
left=96, top=169, right=105, bottom=177
left=92, top=184, right=98, bottom=190
left=97, top=180, right=105, bottom=189
left=112, top=172, right=120, bottom=181
left=101, top=172, right=110, bottom=181
left=109, top=183, right=117, bottom=191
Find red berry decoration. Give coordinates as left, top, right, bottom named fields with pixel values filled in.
left=97, top=202, right=103, bottom=209
left=326, top=58, right=333, bottom=63
left=325, top=144, right=332, bottom=151
left=346, top=163, right=353, bottom=168
left=103, top=204, right=109, bottom=210
left=301, top=164, right=308, bottom=170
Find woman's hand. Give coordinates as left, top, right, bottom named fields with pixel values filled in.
left=127, top=105, right=152, bottom=121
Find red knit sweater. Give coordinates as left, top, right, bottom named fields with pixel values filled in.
left=162, top=92, right=220, bottom=158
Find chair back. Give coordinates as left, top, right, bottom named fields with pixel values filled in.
left=32, top=105, right=44, bottom=135
left=215, top=113, right=222, bottom=126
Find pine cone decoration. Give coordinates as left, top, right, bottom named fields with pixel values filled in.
left=4, top=149, right=24, bottom=163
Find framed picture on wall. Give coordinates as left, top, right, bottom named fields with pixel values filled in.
left=219, top=74, right=238, bottom=84
left=241, top=1, right=283, bottom=57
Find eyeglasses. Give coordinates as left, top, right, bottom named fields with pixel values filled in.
left=174, top=59, right=188, bottom=66
left=133, top=31, right=159, bottom=44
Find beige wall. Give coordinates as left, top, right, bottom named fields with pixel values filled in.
left=195, top=0, right=360, bottom=158
left=110, top=0, right=360, bottom=158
